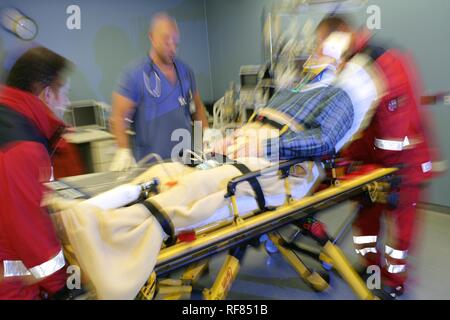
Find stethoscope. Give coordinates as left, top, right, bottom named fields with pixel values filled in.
left=143, top=57, right=188, bottom=108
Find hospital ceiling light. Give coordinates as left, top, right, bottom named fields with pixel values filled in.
left=0, top=7, right=38, bottom=41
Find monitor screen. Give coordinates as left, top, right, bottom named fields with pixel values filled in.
left=240, top=74, right=258, bottom=88
left=73, top=105, right=97, bottom=127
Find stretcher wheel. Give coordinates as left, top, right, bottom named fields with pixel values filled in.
left=260, top=234, right=279, bottom=254
left=322, top=261, right=333, bottom=271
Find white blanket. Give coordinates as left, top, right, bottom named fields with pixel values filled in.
left=52, top=158, right=323, bottom=299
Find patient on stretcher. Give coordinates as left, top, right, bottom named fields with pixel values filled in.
left=51, top=33, right=384, bottom=300
left=52, top=158, right=323, bottom=300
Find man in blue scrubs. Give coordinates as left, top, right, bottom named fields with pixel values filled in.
left=110, top=12, right=209, bottom=170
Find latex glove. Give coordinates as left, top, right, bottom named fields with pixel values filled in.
left=109, top=148, right=137, bottom=172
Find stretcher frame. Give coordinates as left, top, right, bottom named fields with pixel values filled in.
left=143, top=160, right=397, bottom=300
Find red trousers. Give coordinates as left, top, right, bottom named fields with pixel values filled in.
left=353, top=185, right=421, bottom=287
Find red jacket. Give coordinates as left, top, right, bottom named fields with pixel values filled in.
left=0, top=85, right=67, bottom=299
left=53, top=138, right=85, bottom=179
left=344, top=48, right=436, bottom=186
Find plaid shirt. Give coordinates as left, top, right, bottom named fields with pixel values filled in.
left=263, top=86, right=354, bottom=160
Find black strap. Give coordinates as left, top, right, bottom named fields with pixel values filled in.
left=363, top=45, right=387, bottom=62
left=49, top=286, right=87, bottom=300
left=0, top=105, right=50, bottom=153
left=254, top=114, right=286, bottom=131
left=205, top=153, right=234, bottom=165
left=141, top=200, right=176, bottom=246
left=204, top=154, right=268, bottom=212
left=231, top=162, right=267, bottom=212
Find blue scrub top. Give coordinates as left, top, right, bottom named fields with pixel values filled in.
left=116, top=56, right=196, bottom=161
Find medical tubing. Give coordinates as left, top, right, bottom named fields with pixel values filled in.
left=133, top=152, right=175, bottom=180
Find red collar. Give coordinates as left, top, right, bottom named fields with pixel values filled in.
left=354, top=28, right=373, bottom=54
left=0, top=85, right=66, bottom=141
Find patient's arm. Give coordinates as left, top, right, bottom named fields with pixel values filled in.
left=265, top=88, right=354, bottom=160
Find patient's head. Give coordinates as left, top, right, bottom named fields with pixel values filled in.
left=313, top=15, right=356, bottom=70
left=315, top=15, right=353, bottom=46
left=300, top=15, right=355, bottom=81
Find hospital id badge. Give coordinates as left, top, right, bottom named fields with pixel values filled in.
left=179, top=96, right=187, bottom=107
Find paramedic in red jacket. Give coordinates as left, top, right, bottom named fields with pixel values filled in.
left=317, top=16, right=438, bottom=299
left=349, top=48, right=435, bottom=299
left=0, top=47, right=73, bottom=299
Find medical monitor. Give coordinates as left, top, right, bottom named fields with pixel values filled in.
left=64, top=100, right=108, bottom=129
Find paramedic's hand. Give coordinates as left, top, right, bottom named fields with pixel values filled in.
left=109, top=148, right=137, bottom=172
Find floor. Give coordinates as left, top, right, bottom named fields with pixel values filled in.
left=186, top=201, right=450, bottom=300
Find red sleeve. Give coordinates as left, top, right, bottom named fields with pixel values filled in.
left=371, top=50, right=413, bottom=167
left=3, top=142, right=67, bottom=294
left=53, top=138, right=85, bottom=179
left=341, top=127, right=375, bottom=162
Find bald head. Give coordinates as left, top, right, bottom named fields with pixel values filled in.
left=149, top=12, right=178, bottom=34
left=149, top=12, right=179, bottom=65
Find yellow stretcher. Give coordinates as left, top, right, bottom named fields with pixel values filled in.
left=132, top=159, right=398, bottom=301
